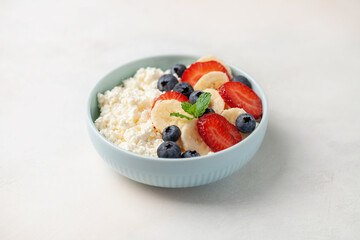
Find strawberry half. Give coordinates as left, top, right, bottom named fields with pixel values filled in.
left=197, top=113, right=242, bottom=152
left=219, top=82, right=262, bottom=120
left=152, top=91, right=189, bottom=109
left=181, top=61, right=230, bottom=87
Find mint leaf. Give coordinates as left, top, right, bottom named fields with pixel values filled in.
left=170, top=112, right=193, bottom=120
left=194, top=92, right=211, bottom=118
left=181, top=101, right=198, bottom=116
left=181, top=102, right=194, bottom=115
left=169, top=92, right=212, bottom=120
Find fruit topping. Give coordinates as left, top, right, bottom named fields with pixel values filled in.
left=197, top=55, right=233, bottom=78
left=203, top=88, right=225, bottom=114
left=172, top=82, right=194, bottom=98
left=197, top=113, right=242, bottom=152
left=171, top=64, right=187, bottom=78
left=181, top=61, right=230, bottom=87
left=235, top=113, right=256, bottom=133
left=162, top=125, right=181, bottom=142
left=180, top=119, right=212, bottom=155
left=181, top=150, right=200, bottom=158
left=193, top=71, right=229, bottom=91
left=221, top=108, right=250, bottom=140
left=232, top=75, right=252, bottom=89
left=203, top=107, right=215, bottom=114
left=152, top=91, right=189, bottom=109
left=157, top=141, right=181, bottom=158
left=189, top=90, right=204, bottom=104
left=151, top=99, right=192, bottom=133
left=219, top=82, right=262, bottom=120
left=221, top=108, right=246, bottom=125
left=157, top=74, right=178, bottom=92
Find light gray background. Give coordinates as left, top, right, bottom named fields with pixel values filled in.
left=1, top=0, right=359, bottom=239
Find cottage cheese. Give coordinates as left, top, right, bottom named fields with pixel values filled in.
left=95, top=67, right=169, bottom=157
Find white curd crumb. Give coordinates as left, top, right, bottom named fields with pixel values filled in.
left=95, top=67, right=169, bottom=157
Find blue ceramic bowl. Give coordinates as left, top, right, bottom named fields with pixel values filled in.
left=87, top=55, right=268, bottom=188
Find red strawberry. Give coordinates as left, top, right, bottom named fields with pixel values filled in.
left=219, top=82, right=262, bottom=120
left=197, top=113, right=242, bottom=152
left=152, top=91, right=189, bottom=109
left=181, top=61, right=230, bottom=87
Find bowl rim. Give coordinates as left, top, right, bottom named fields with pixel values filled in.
left=86, top=54, right=268, bottom=162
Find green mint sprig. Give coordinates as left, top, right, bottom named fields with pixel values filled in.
left=169, top=112, right=193, bottom=120
left=170, top=92, right=212, bottom=120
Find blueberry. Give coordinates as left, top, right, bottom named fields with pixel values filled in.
left=181, top=150, right=200, bottom=158
left=171, top=64, right=187, bottom=78
left=157, top=74, right=178, bottom=92
left=172, top=82, right=194, bottom=98
left=235, top=113, right=256, bottom=133
left=232, top=75, right=252, bottom=89
left=203, top=107, right=215, bottom=115
left=157, top=141, right=181, bottom=158
left=189, top=90, right=204, bottom=104
left=162, top=125, right=181, bottom=142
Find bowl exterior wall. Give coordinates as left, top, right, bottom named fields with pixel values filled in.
left=87, top=117, right=267, bottom=188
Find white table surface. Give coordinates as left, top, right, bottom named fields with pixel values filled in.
left=1, top=0, right=360, bottom=239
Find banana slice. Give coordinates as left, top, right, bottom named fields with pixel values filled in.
left=221, top=108, right=246, bottom=125
left=151, top=99, right=192, bottom=133
left=197, top=55, right=233, bottom=78
left=221, top=107, right=254, bottom=139
left=180, top=119, right=212, bottom=156
left=203, top=88, right=225, bottom=114
left=194, top=71, right=229, bottom=91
